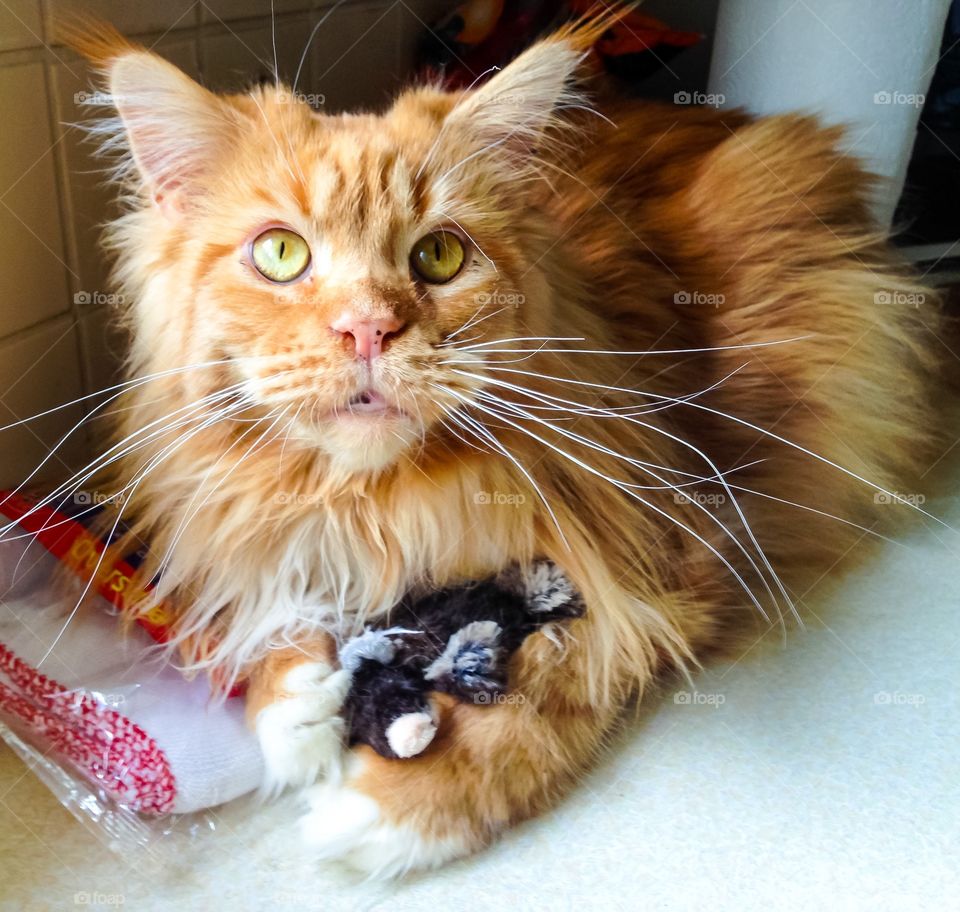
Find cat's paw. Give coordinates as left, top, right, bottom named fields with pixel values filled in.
left=299, top=752, right=474, bottom=877
left=255, top=660, right=350, bottom=793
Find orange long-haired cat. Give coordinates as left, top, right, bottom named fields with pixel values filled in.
left=62, top=12, right=938, bottom=875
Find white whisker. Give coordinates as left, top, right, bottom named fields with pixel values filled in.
left=0, top=358, right=241, bottom=435
left=471, top=389, right=788, bottom=625
left=448, top=389, right=771, bottom=620
left=443, top=307, right=509, bottom=345
left=437, top=416, right=489, bottom=455
left=434, top=389, right=569, bottom=548
left=0, top=383, right=253, bottom=540
left=35, top=394, right=261, bottom=666
left=293, top=0, right=351, bottom=95
left=432, top=209, right=497, bottom=272
left=3, top=393, right=257, bottom=546
left=156, top=407, right=290, bottom=578
left=446, top=338, right=811, bottom=357
left=476, top=362, right=951, bottom=530
left=472, top=388, right=758, bottom=491
left=451, top=335, right=585, bottom=350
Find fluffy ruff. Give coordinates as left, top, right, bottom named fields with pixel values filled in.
left=56, top=12, right=944, bottom=876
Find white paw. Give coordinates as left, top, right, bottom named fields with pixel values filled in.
left=300, top=776, right=471, bottom=878
left=255, top=661, right=351, bottom=793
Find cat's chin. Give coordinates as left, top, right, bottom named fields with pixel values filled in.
left=307, top=412, right=420, bottom=474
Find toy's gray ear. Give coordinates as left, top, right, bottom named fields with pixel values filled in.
left=339, top=626, right=420, bottom=672
left=424, top=620, right=502, bottom=694
left=523, top=560, right=584, bottom=616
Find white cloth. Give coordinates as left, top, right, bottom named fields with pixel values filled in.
left=0, top=532, right=263, bottom=815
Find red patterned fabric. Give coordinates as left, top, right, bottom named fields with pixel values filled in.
left=0, top=642, right=176, bottom=815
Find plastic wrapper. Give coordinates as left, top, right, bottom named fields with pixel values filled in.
left=0, top=491, right=263, bottom=856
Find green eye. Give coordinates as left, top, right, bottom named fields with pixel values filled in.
left=251, top=228, right=311, bottom=283
left=410, top=230, right=465, bottom=284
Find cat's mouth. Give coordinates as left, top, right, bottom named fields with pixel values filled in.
left=337, top=388, right=406, bottom=420
left=346, top=389, right=390, bottom=414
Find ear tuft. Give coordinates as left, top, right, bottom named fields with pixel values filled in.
left=63, top=18, right=235, bottom=209
left=57, top=15, right=138, bottom=68
left=548, top=2, right=639, bottom=53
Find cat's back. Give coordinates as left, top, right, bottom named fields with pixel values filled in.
left=546, top=94, right=881, bottom=279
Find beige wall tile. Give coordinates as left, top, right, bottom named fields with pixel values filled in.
left=200, top=14, right=316, bottom=92
left=44, top=0, right=199, bottom=38
left=0, top=61, right=71, bottom=338
left=310, top=1, right=404, bottom=112
left=50, top=37, right=200, bottom=304
left=201, top=0, right=312, bottom=25
left=393, top=0, right=448, bottom=85
left=0, top=318, right=86, bottom=488
left=78, top=304, right=127, bottom=396
left=0, top=0, right=43, bottom=52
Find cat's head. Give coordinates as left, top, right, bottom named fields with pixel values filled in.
left=74, top=18, right=605, bottom=475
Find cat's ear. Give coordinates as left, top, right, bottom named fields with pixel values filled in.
left=63, top=21, right=233, bottom=215
left=443, top=38, right=586, bottom=159
left=108, top=53, right=233, bottom=211
left=440, top=9, right=625, bottom=166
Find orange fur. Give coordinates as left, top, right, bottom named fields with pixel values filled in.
left=65, top=15, right=941, bottom=871
left=245, top=635, right=338, bottom=724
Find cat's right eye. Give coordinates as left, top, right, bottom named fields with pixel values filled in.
left=251, top=227, right=311, bottom=283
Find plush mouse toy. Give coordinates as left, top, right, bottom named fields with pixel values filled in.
left=339, top=561, right=584, bottom=759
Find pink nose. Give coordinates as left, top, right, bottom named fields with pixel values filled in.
left=330, top=314, right=405, bottom=362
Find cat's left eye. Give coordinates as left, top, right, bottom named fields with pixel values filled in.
left=410, top=230, right=465, bottom=284
left=251, top=228, right=311, bottom=283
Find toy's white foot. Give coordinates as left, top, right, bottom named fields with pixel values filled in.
left=255, top=661, right=350, bottom=793
left=300, top=771, right=470, bottom=878
left=385, top=710, right=438, bottom=758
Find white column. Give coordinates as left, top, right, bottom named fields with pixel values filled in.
left=707, top=0, right=952, bottom=225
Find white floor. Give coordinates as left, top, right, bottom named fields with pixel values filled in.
left=2, top=454, right=959, bottom=911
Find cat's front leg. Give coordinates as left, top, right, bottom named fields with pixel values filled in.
left=247, top=635, right=351, bottom=794
left=298, top=604, right=649, bottom=876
